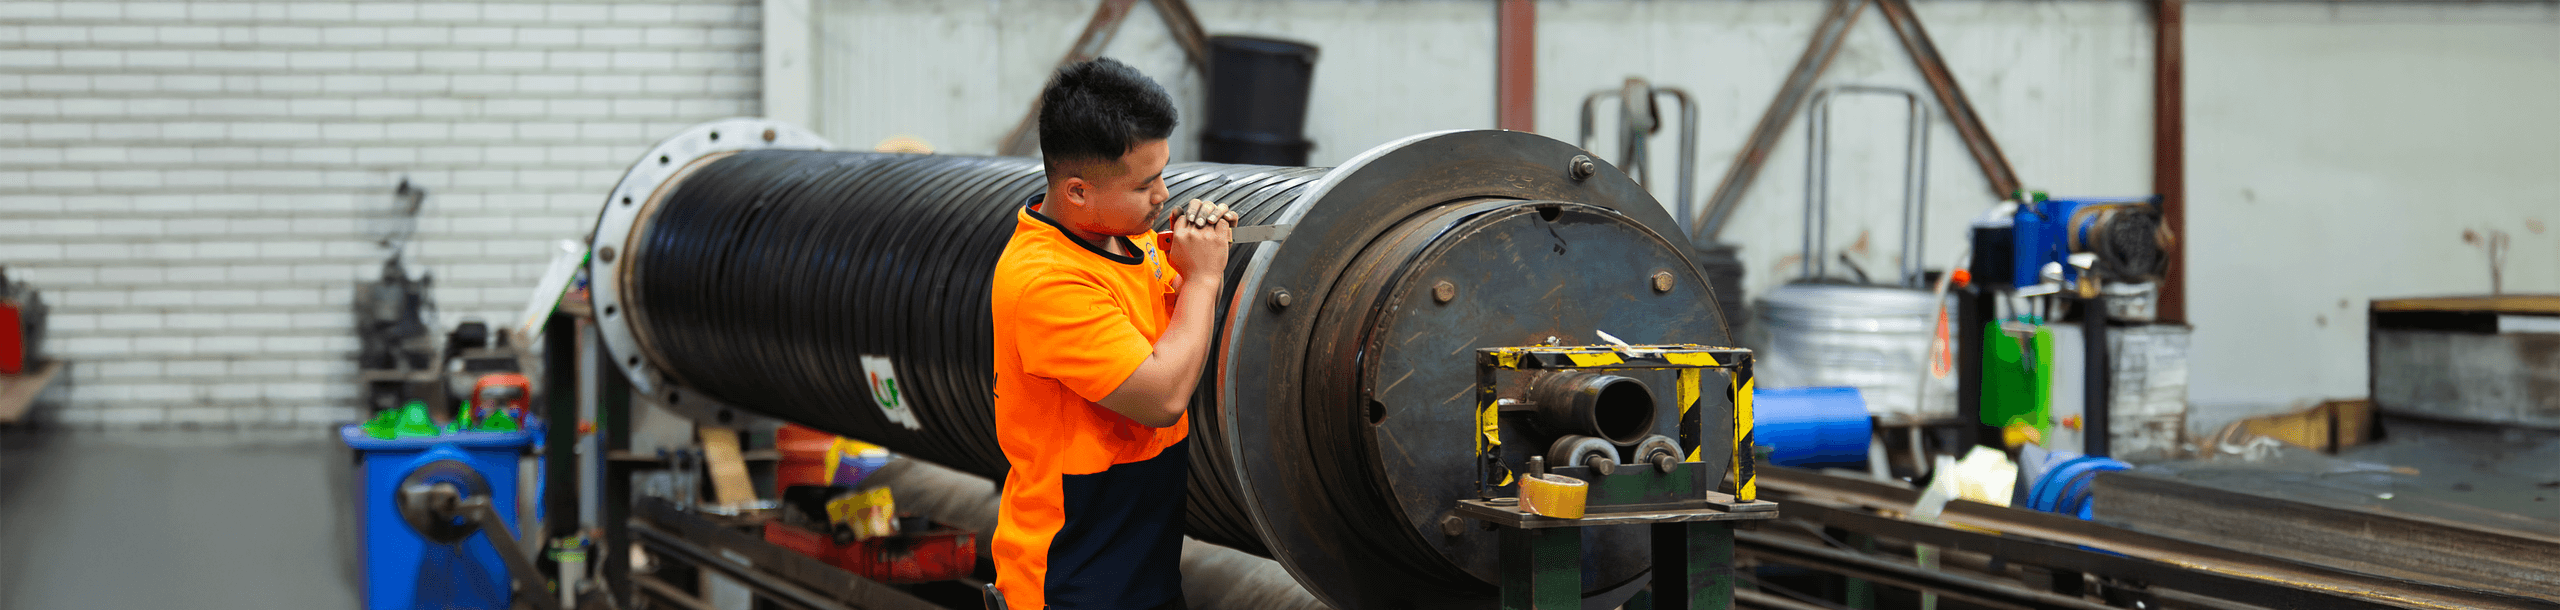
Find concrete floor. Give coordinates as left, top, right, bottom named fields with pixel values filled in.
left=0, top=428, right=363, bottom=609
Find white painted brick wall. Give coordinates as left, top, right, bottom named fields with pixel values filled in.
left=2, top=0, right=761, bottom=428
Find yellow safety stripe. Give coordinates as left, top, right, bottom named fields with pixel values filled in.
left=1564, top=352, right=1624, bottom=367
left=1678, top=369, right=1702, bottom=461
left=1730, top=376, right=1757, bottom=501
left=1662, top=352, right=1720, bottom=366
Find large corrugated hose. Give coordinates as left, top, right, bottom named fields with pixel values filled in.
left=631, top=150, right=1319, bottom=553
left=590, top=120, right=1735, bottom=610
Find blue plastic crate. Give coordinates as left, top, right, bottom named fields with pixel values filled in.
left=341, top=425, right=535, bottom=610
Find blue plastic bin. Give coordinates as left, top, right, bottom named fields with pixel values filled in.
left=341, top=425, right=536, bottom=610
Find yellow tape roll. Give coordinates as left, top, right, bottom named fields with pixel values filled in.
left=1518, top=473, right=1589, bottom=519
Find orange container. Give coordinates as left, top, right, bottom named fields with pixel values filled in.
left=470, top=373, right=533, bottom=419
left=775, top=423, right=836, bottom=492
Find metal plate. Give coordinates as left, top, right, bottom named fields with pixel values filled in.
left=1354, top=202, right=1728, bottom=586
left=1215, top=130, right=1734, bottom=610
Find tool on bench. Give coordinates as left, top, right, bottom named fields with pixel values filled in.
left=1158, top=223, right=1294, bottom=245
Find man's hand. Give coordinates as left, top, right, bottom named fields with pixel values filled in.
left=1163, top=199, right=1235, bottom=280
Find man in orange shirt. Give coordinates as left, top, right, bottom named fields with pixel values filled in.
left=987, top=58, right=1234, bottom=610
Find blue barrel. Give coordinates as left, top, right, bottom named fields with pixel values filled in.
left=1753, top=386, right=1874, bottom=470
left=342, top=426, right=535, bottom=610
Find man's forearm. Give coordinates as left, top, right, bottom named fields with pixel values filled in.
left=1153, top=275, right=1224, bottom=403
left=1098, top=275, right=1224, bottom=427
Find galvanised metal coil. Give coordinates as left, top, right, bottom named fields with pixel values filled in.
left=588, top=119, right=1735, bottom=610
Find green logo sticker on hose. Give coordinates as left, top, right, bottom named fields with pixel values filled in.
left=860, top=355, right=922, bottom=430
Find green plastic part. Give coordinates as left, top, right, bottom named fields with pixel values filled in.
left=481, top=409, right=520, bottom=432
left=395, top=400, right=439, bottom=438
left=362, top=408, right=400, bottom=439
left=1980, top=322, right=2053, bottom=436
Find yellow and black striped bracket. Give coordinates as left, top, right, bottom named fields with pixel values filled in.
left=1473, top=358, right=1510, bottom=495
left=1728, top=355, right=1755, bottom=501
left=1678, top=367, right=1702, bottom=463
left=1480, top=345, right=1749, bottom=372
left=1476, top=345, right=1752, bottom=498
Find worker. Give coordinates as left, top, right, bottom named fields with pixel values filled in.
left=987, top=57, right=1234, bottom=610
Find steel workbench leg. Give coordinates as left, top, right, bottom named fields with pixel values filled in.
left=594, top=326, right=634, bottom=605
left=1650, top=521, right=1735, bottom=610
left=1844, top=532, right=1876, bottom=609
left=1501, top=527, right=1583, bottom=610
left=540, top=312, right=580, bottom=603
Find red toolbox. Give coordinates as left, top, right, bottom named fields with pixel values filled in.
left=0, top=302, right=21, bottom=374
left=0, top=269, right=42, bottom=375
left=761, top=520, right=977, bottom=584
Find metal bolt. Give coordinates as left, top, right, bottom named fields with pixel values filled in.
left=1432, top=280, right=1457, bottom=303
left=1589, top=457, right=1617, bottom=476
left=1654, top=453, right=1680, bottom=473
left=1569, top=155, right=1597, bottom=181
left=761, top=128, right=778, bottom=143
left=597, top=245, right=616, bottom=264
left=1439, top=514, right=1467, bottom=537
left=1651, top=271, right=1674, bottom=293
left=1269, top=288, right=1293, bottom=310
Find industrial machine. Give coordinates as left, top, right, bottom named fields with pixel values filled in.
left=450, top=118, right=2560, bottom=610
left=1958, top=191, right=2176, bottom=457
left=563, top=118, right=1763, bottom=610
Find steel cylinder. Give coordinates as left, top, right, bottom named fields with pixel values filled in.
left=1529, top=372, right=1659, bottom=446
left=587, top=120, right=1734, bottom=610
left=1746, top=283, right=1952, bottom=423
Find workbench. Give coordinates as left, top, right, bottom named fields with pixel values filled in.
left=0, top=359, right=63, bottom=424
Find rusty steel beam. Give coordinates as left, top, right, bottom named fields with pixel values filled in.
left=1759, top=468, right=2560, bottom=610
left=1496, top=0, right=1537, bottom=132
left=1696, top=0, right=1866, bottom=240
left=998, top=0, right=1144, bottom=156
left=1876, top=0, right=2021, bottom=199
left=2154, top=0, right=2187, bottom=323
left=1738, top=530, right=2119, bottom=610
left=2094, top=470, right=2560, bottom=601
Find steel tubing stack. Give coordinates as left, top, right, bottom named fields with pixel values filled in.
left=588, top=119, right=1736, bottom=610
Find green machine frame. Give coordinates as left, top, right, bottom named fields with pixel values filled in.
left=1462, top=344, right=1779, bottom=610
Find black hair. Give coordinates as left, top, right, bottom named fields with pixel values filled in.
left=1037, top=57, right=1177, bottom=176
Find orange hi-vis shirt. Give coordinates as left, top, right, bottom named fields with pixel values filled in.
left=988, top=194, right=1190, bottom=610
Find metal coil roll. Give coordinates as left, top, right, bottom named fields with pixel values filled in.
left=590, top=119, right=1735, bottom=610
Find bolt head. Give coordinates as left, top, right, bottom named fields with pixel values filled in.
left=598, top=245, right=616, bottom=264
left=1440, top=515, right=1466, bottom=537
left=1651, top=271, right=1673, bottom=293
left=1432, top=281, right=1457, bottom=303
left=1569, top=155, right=1597, bottom=181
left=761, top=128, right=778, bottom=143
left=1269, top=288, right=1293, bottom=310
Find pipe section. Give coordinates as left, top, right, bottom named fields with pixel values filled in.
left=589, top=121, right=1733, bottom=610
